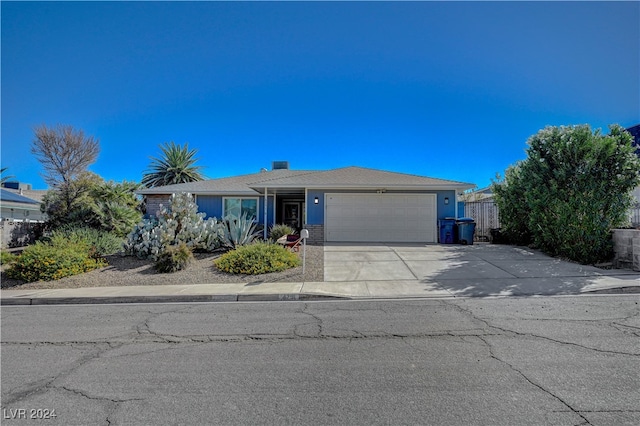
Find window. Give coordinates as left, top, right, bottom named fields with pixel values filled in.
left=223, top=197, right=258, bottom=220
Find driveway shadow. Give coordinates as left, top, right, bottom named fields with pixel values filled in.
left=393, top=243, right=640, bottom=297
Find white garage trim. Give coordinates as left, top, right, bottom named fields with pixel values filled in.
left=325, top=193, right=437, bottom=243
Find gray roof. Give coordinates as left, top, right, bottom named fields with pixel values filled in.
left=137, top=169, right=316, bottom=195
left=138, top=166, right=474, bottom=195
left=1, top=188, right=48, bottom=203
left=248, top=166, right=474, bottom=190
left=0, top=189, right=41, bottom=205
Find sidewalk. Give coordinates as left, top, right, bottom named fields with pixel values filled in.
left=2, top=274, right=639, bottom=305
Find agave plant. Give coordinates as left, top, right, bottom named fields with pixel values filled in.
left=222, top=212, right=260, bottom=249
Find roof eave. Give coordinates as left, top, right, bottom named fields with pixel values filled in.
left=250, top=183, right=476, bottom=191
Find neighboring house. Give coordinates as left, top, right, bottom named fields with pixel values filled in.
left=138, top=163, right=474, bottom=244
left=0, top=188, right=46, bottom=222
left=0, top=187, right=46, bottom=248
left=458, top=186, right=494, bottom=203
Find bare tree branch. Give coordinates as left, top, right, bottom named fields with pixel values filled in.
left=31, top=124, right=100, bottom=187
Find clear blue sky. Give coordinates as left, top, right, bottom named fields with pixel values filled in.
left=2, top=1, right=639, bottom=190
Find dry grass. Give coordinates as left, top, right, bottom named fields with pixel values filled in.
left=1, top=245, right=324, bottom=290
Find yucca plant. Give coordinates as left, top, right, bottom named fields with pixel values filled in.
left=142, top=141, right=205, bottom=188
left=222, top=212, right=260, bottom=249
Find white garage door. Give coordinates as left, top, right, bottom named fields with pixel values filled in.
left=325, top=193, right=437, bottom=243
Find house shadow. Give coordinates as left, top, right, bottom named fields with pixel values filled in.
left=410, top=244, right=640, bottom=297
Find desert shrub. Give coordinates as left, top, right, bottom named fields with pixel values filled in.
left=7, top=240, right=106, bottom=282
left=492, top=124, right=640, bottom=264
left=214, top=242, right=300, bottom=275
left=124, top=193, right=224, bottom=260
left=154, top=243, right=193, bottom=273
left=1, top=251, right=17, bottom=265
left=221, top=212, right=260, bottom=249
left=269, top=224, right=295, bottom=242
left=41, top=174, right=143, bottom=237
left=48, top=226, right=123, bottom=257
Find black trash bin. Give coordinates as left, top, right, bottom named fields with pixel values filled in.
left=438, top=218, right=456, bottom=244
left=456, top=217, right=476, bottom=245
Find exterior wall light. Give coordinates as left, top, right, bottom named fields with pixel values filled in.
left=314, top=197, right=319, bottom=204
left=444, top=197, right=450, bottom=205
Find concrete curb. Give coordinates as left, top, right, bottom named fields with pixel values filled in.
left=0, top=293, right=350, bottom=306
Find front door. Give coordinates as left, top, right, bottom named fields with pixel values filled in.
left=283, top=202, right=301, bottom=229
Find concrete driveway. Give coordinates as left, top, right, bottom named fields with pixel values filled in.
left=322, top=243, right=640, bottom=298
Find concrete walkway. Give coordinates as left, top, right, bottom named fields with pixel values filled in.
left=2, top=244, right=639, bottom=305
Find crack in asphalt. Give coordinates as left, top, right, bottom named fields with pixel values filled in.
left=1, top=330, right=504, bottom=348
left=1, top=306, right=193, bottom=409
left=294, top=303, right=324, bottom=337
left=475, top=334, right=592, bottom=426
left=3, top=300, right=638, bottom=423
left=486, top=323, right=639, bottom=356
left=610, top=322, right=640, bottom=337
left=1, top=344, right=114, bottom=407
left=57, top=386, right=143, bottom=426
left=443, top=300, right=640, bottom=356
left=58, top=385, right=143, bottom=403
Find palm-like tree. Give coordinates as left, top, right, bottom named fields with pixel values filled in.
left=142, top=142, right=205, bottom=188
left=0, top=167, right=15, bottom=185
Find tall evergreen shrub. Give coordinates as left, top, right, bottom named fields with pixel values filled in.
left=492, top=124, right=640, bottom=264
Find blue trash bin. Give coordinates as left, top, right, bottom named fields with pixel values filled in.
left=438, top=218, right=457, bottom=244
left=456, top=217, right=476, bottom=245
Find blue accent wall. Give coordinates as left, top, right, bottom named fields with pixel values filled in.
left=436, top=190, right=457, bottom=219
left=196, top=196, right=222, bottom=219
left=457, top=201, right=465, bottom=218
left=306, top=190, right=325, bottom=225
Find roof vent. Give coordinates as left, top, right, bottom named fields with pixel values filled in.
left=272, top=161, right=290, bottom=170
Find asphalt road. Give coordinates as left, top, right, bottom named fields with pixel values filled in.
left=1, top=296, right=639, bottom=426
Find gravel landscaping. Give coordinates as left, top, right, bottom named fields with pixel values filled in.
left=0, top=245, right=324, bottom=290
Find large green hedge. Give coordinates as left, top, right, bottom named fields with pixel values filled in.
left=492, top=124, right=640, bottom=264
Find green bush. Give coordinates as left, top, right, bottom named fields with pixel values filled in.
left=7, top=240, right=106, bottom=282
left=492, top=166, right=532, bottom=246
left=269, top=224, right=295, bottom=242
left=1, top=251, right=17, bottom=265
left=48, top=226, right=123, bottom=257
left=155, top=243, right=193, bottom=273
left=492, top=124, right=640, bottom=264
left=214, top=242, right=300, bottom=275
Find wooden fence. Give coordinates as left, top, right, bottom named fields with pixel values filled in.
left=463, top=201, right=501, bottom=242
left=631, top=204, right=640, bottom=227
left=463, top=201, right=640, bottom=242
